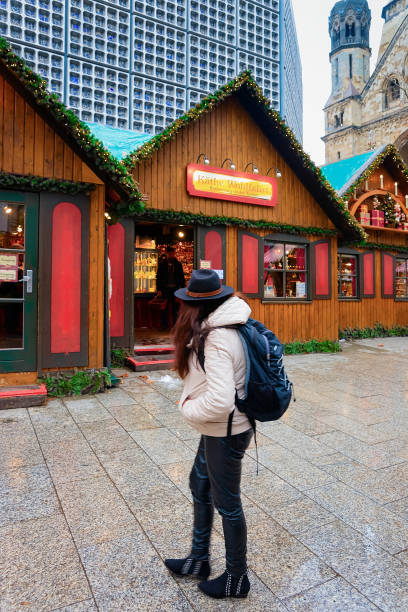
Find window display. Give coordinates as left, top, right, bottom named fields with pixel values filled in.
left=134, top=249, right=158, bottom=294
left=395, top=258, right=408, bottom=298
left=263, top=242, right=307, bottom=299
left=338, top=254, right=358, bottom=298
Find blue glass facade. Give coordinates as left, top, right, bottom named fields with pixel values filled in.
left=280, top=0, right=303, bottom=142
left=0, top=0, right=302, bottom=140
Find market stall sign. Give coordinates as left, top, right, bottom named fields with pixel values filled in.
left=186, top=164, right=278, bottom=207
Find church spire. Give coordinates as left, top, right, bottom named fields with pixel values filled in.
left=328, top=0, right=371, bottom=97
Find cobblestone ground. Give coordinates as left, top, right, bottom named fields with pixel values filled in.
left=1, top=338, right=408, bottom=611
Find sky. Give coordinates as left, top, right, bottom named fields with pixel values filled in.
left=291, top=0, right=386, bottom=165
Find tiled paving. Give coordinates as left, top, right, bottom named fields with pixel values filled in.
left=1, top=337, right=408, bottom=611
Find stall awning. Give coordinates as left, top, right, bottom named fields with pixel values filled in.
left=85, top=122, right=151, bottom=159
left=320, top=147, right=387, bottom=196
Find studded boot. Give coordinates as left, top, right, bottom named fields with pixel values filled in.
left=198, top=570, right=250, bottom=599
left=165, top=557, right=211, bottom=579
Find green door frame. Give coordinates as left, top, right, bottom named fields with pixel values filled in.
left=0, top=191, right=39, bottom=372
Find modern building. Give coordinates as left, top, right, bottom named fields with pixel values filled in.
left=323, top=0, right=408, bottom=164
left=0, top=0, right=303, bottom=141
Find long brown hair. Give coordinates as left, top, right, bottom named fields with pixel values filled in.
left=172, top=292, right=247, bottom=378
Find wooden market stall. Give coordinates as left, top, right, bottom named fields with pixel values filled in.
left=0, top=38, right=143, bottom=388
left=107, top=72, right=365, bottom=353
left=321, top=145, right=408, bottom=331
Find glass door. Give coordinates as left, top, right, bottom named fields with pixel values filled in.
left=0, top=192, right=38, bottom=372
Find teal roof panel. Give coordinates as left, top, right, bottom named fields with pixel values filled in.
left=320, top=150, right=381, bottom=194
left=85, top=122, right=151, bottom=159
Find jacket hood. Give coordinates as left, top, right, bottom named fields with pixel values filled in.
left=205, top=296, right=251, bottom=328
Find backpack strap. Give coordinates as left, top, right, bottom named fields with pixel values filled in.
left=227, top=409, right=234, bottom=437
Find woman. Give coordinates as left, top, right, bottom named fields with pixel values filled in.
left=164, top=269, right=253, bottom=599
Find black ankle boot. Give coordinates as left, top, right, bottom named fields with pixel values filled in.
left=165, top=557, right=211, bottom=579
left=198, top=570, right=250, bottom=599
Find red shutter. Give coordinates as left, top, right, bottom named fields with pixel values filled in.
left=204, top=230, right=222, bottom=270
left=108, top=223, right=125, bottom=338
left=238, top=231, right=262, bottom=297
left=198, top=226, right=226, bottom=283
left=51, top=202, right=82, bottom=354
left=312, top=239, right=331, bottom=299
left=362, top=252, right=375, bottom=298
left=382, top=252, right=395, bottom=298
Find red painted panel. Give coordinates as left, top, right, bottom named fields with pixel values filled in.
left=205, top=230, right=222, bottom=270
left=315, top=242, right=329, bottom=296
left=363, top=253, right=374, bottom=296
left=383, top=253, right=394, bottom=296
left=242, top=234, right=259, bottom=294
left=108, top=223, right=125, bottom=338
left=51, top=202, right=81, bottom=354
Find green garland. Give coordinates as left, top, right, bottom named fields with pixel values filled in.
left=0, top=171, right=95, bottom=194
left=342, top=240, right=408, bottom=255
left=122, top=71, right=364, bottom=241
left=0, top=37, right=143, bottom=211
left=342, top=145, right=408, bottom=201
left=132, top=207, right=338, bottom=237
left=340, top=323, right=408, bottom=340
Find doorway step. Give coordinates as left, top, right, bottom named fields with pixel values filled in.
left=0, top=384, right=47, bottom=410
left=127, top=345, right=175, bottom=372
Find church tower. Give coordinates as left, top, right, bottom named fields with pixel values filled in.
left=378, top=0, right=408, bottom=59
left=323, top=0, right=372, bottom=162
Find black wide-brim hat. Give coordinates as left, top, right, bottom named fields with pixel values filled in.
left=175, top=269, right=234, bottom=301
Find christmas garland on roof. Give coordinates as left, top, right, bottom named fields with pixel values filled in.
left=0, top=171, right=95, bottom=194
left=342, top=240, right=408, bottom=255
left=128, top=207, right=338, bottom=237
left=342, top=145, right=408, bottom=201
left=0, top=37, right=144, bottom=211
left=121, top=71, right=365, bottom=241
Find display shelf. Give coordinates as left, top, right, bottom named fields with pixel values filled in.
left=134, top=248, right=158, bottom=294
left=362, top=224, right=408, bottom=233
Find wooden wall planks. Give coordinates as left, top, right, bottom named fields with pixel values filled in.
left=0, top=74, right=103, bottom=185
left=338, top=249, right=408, bottom=330
left=0, top=72, right=106, bottom=370
left=132, top=95, right=335, bottom=231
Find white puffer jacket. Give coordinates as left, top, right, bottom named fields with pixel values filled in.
left=179, top=295, right=251, bottom=437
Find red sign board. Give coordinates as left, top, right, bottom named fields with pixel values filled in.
left=186, top=164, right=278, bottom=207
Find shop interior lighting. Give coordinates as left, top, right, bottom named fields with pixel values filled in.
left=4, top=206, right=12, bottom=214
left=221, top=158, right=236, bottom=171
left=197, top=153, right=210, bottom=165
left=178, top=231, right=185, bottom=238
left=266, top=167, right=282, bottom=178
left=104, top=212, right=111, bottom=220
left=244, top=162, right=259, bottom=174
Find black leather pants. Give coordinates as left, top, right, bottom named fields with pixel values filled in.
left=189, top=429, right=253, bottom=576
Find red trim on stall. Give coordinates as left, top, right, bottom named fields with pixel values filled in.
left=242, top=234, right=260, bottom=294
left=382, top=253, right=394, bottom=298
left=108, top=223, right=125, bottom=338
left=313, top=241, right=331, bottom=298
left=362, top=252, right=375, bottom=297
left=205, top=230, right=222, bottom=270
left=50, top=202, right=81, bottom=354
left=0, top=384, right=47, bottom=398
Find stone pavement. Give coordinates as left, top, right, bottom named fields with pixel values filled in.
left=1, top=338, right=408, bottom=611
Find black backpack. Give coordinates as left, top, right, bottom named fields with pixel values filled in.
left=198, top=318, right=294, bottom=437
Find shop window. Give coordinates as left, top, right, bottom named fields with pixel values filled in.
left=395, top=257, right=408, bottom=299
left=338, top=254, right=359, bottom=298
left=264, top=241, right=308, bottom=300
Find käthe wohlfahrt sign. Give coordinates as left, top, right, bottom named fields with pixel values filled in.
left=186, top=164, right=277, bottom=207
